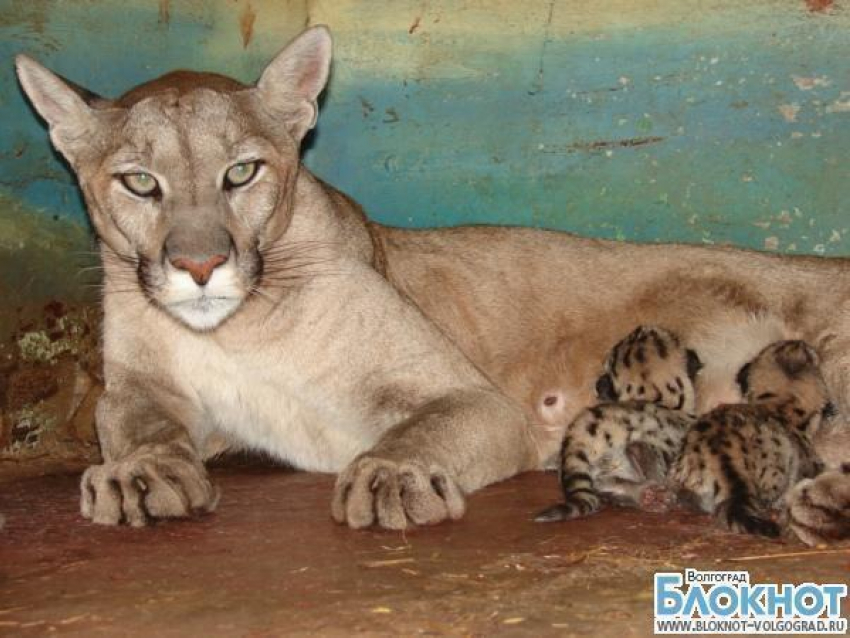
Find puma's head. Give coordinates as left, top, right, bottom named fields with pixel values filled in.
left=16, top=26, right=332, bottom=330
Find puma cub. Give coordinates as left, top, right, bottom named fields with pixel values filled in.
left=536, top=326, right=699, bottom=522
left=671, top=340, right=829, bottom=537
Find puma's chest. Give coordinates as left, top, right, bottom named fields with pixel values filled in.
left=170, top=337, right=374, bottom=472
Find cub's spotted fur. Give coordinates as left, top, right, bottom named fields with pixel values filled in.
left=595, top=325, right=703, bottom=412
left=784, top=463, right=850, bottom=546
left=536, top=326, right=700, bottom=522
left=670, top=340, right=829, bottom=537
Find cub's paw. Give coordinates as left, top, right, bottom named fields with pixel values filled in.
left=80, top=444, right=219, bottom=527
left=331, top=456, right=465, bottom=530
left=639, top=483, right=679, bottom=513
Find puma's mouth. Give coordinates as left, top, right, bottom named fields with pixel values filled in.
left=153, top=257, right=248, bottom=331
left=167, top=295, right=243, bottom=331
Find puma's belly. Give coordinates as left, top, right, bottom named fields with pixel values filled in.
left=690, top=313, right=795, bottom=413
left=173, top=342, right=375, bottom=473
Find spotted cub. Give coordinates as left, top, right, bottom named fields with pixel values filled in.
left=535, top=326, right=701, bottom=523
left=784, top=464, right=850, bottom=546
left=669, top=340, right=830, bottom=537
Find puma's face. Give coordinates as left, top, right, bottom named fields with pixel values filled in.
left=16, top=27, right=332, bottom=331
left=83, top=88, right=292, bottom=330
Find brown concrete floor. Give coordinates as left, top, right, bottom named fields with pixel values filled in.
left=1, top=468, right=848, bottom=637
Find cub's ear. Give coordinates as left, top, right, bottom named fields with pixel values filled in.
left=775, top=340, right=818, bottom=378
left=15, top=55, right=100, bottom=162
left=822, top=402, right=838, bottom=420
left=256, top=25, right=332, bottom=142
left=735, top=362, right=751, bottom=396
left=686, top=349, right=703, bottom=381
left=595, top=373, right=617, bottom=402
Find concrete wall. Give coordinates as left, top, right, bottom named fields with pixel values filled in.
left=1, top=0, right=848, bottom=471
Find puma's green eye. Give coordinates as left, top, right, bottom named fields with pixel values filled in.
left=120, top=172, right=160, bottom=197
left=224, top=161, right=261, bottom=189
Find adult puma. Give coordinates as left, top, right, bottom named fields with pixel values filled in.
left=16, top=26, right=849, bottom=529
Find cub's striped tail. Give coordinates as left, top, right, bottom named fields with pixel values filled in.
left=716, top=456, right=780, bottom=537
left=535, top=437, right=601, bottom=522
left=717, top=496, right=780, bottom=537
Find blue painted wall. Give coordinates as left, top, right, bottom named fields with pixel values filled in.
left=1, top=0, right=848, bottom=311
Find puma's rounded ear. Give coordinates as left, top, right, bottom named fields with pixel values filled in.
left=256, top=25, right=332, bottom=140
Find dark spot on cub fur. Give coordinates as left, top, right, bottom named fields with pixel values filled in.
left=653, top=333, right=669, bottom=359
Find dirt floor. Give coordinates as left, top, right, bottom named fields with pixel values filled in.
left=1, top=468, right=848, bottom=637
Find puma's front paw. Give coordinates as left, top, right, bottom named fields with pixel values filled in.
left=784, top=465, right=850, bottom=546
left=331, top=456, right=465, bottom=530
left=80, top=444, right=219, bottom=527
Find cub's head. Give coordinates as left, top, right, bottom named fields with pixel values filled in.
left=736, top=340, right=834, bottom=433
left=16, top=27, right=332, bottom=331
left=595, top=325, right=702, bottom=412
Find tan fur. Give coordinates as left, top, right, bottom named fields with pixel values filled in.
left=16, top=27, right=850, bottom=530
left=784, top=464, right=850, bottom=546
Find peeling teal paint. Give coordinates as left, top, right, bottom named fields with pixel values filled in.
left=0, top=0, right=848, bottom=265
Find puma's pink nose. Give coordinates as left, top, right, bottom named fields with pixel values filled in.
left=170, top=254, right=228, bottom=286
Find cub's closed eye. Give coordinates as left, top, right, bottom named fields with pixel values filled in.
left=119, top=172, right=160, bottom=198
left=224, top=161, right=262, bottom=190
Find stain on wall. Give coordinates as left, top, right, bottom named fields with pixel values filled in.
left=0, top=0, right=847, bottom=473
